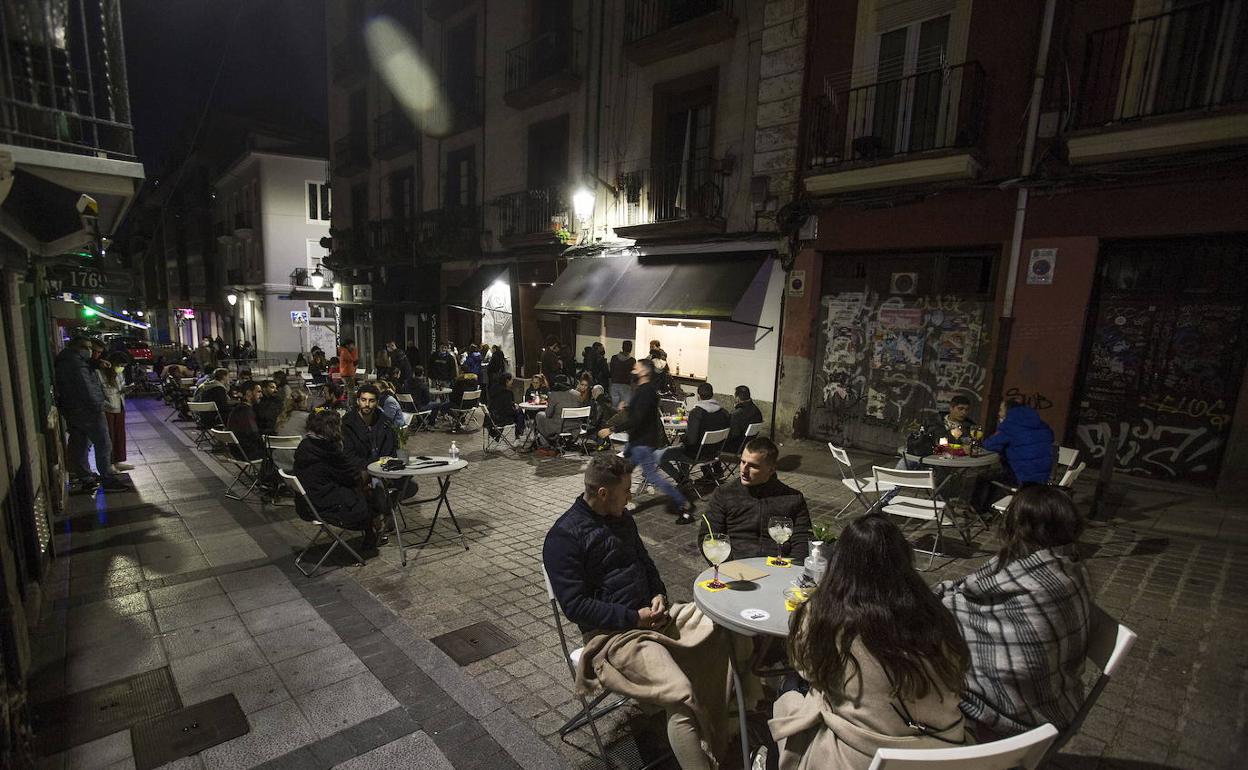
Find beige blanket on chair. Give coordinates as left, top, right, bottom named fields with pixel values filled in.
left=575, top=602, right=734, bottom=768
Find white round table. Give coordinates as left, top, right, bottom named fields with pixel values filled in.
left=367, top=456, right=468, bottom=566
left=517, top=402, right=547, bottom=449
left=429, top=387, right=452, bottom=397
left=901, top=447, right=999, bottom=468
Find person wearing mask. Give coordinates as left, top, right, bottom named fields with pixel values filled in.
left=659, top=382, right=730, bottom=487
left=723, top=385, right=764, bottom=455
left=934, top=484, right=1091, bottom=738
left=293, top=409, right=385, bottom=552
left=98, top=356, right=134, bottom=473
left=597, top=358, right=693, bottom=520
left=226, top=381, right=266, bottom=461
left=275, top=390, right=310, bottom=436
left=341, top=384, right=397, bottom=471
left=608, top=340, right=636, bottom=408
left=771, top=515, right=972, bottom=768
left=55, top=338, right=129, bottom=491
left=699, top=437, right=811, bottom=560
left=337, top=339, right=359, bottom=383
left=254, top=379, right=283, bottom=435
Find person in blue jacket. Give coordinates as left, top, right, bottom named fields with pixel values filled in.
left=974, top=400, right=1055, bottom=512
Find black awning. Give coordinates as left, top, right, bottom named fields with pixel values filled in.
left=446, top=264, right=510, bottom=307
left=535, top=253, right=768, bottom=319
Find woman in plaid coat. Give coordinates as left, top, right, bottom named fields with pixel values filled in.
left=934, top=485, right=1092, bottom=736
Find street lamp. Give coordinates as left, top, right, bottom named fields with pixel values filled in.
left=226, top=292, right=238, bottom=306
left=137, top=310, right=145, bottom=317
left=309, top=265, right=325, bottom=289
left=93, top=295, right=104, bottom=305
left=572, top=186, right=595, bottom=224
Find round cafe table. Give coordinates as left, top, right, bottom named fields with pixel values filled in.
left=901, top=447, right=999, bottom=469
left=518, top=402, right=547, bottom=449
left=429, top=387, right=452, bottom=397
left=693, top=556, right=797, bottom=769
left=367, top=456, right=468, bottom=567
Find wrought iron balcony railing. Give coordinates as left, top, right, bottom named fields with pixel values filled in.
left=805, top=61, right=985, bottom=170
left=624, top=0, right=733, bottom=44
left=505, top=28, right=583, bottom=99
left=1076, top=0, right=1247, bottom=128
left=492, top=188, right=570, bottom=239
left=614, top=159, right=724, bottom=225
left=417, top=207, right=480, bottom=259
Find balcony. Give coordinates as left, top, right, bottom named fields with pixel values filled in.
left=333, top=136, right=369, bottom=177
left=623, top=0, right=737, bottom=66
left=1068, top=0, right=1248, bottom=165
left=492, top=188, right=571, bottom=249
left=374, top=110, right=418, bottom=159
left=215, top=221, right=238, bottom=246
left=332, top=38, right=368, bottom=85
left=366, top=218, right=418, bottom=263
left=447, top=76, right=484, bottom=134
left=233, top=212, right=255, bottom=240
left=289, top=267, right=334, bottom=295
left=417, top=207, right=480, bottom=260
left=804, top=61, right=986, bottom=196
left=504, top=29, right=583, bottom=110
left=611, top=159, right=726, bottom=240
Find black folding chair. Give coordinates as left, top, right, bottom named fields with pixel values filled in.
left=278, top=470, right=366, bottom=576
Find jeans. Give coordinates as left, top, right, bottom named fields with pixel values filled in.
left=626, top=444, right=687, bottom=509
left=66, top=412, right=115, bottom=480
left=610, top=383, right=632, bottom=409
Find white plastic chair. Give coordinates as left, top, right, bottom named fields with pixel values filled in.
left=873, top=466, right=968, bottom=570
left=867, top=723, right=1058, bottom=769
left=449, top=388, right=482, bottom=432
left=830, top=443, right=895, bottom=517
left=993, top=462, right=1087, bottom=515
left=395, top=392, right=416, bottom=411
left=278, top=469, right=366, bottom=577
left=264, top=434, right=302, bottom=474
left=210, top=428, right=265, bottom=501
left=1056, top=445, right=1079, bottom=471
left=187, top=401, right=222, bottom=448
left=555, top=405, right=592, bottom=458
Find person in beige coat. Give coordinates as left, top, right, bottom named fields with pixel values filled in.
left=770, top=516, right=974, bottom=769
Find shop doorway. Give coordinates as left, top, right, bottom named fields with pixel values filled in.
left=1071, top=236, right=1248, bottom=486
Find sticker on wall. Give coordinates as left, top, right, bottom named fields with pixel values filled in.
left=787, top=270, right=806, bottom=297
left=866, top=388, right=887, bottom=419
left=1027, top=248, right=1057, bottom=285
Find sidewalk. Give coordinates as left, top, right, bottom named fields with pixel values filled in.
left=32, top=398, right=1248, bottom=769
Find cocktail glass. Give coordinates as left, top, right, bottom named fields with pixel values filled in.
left=702, top=533, right=731, bottom=589
left=767, top=516, right=793, bottom=567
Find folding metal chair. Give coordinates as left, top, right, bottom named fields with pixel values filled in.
left=448, top=389, right=481, bottom=432
left=554, top=405, right=592, bottom=458
left=210, top=428, right=265, bottom=501
left=262, top=435, right=302, bottom=504
left=187, top=402, right=223, bottom=448
left=482, top=409, right=517, bottom=453
left=829, top=443, right=895, bottom=517
left=278, top=469, right=367, bottom=577
left=671, top=427, right=731, bottom=498
left=992, top=462, right=1087, bottom=515
left=395, top=393, right=416, bottom=411
left=872, top=466, right=969, bottom=571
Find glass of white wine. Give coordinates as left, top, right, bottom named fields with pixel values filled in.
left=767, top=516, right=793, bottom=567
left=702, top=533, right=732, bottom=589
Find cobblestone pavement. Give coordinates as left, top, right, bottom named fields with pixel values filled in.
left=32, top=398, right=1248, bottom=769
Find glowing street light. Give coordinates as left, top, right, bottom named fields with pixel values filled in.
left=572, top=186, right=595, bottom=224
left=226, top=292, right=238, bottom=306
left=93, top=295, right=105, bottom=304
left=309, top=266, right=325, bottom=289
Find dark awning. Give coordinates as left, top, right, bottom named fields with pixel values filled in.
left=535, top=253, right=768, bottom=319
left=445, top=264, right=510, bottom=311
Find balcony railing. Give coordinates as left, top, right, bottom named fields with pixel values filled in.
left=1076, top=0, right=1247, bottom=128
left=805, top=61, right=985, bottom=170
left=493, top=188, right=570, bottom=239
left=290, top=267, right=333, bottom=289
left=332, top=38, right=368, bottom=84
left=504, top=29, right=583, bottom=108
left=333, top=136, right=369, bottom=176
left=374, top=110, right=418, bottom=159
left=615, top=159, right=724, bottom=225
left=233, top=211, right=254, bottom=237
left=0, top=0, right=135, bottom=160
left=446, top=75, right=483, bottom=133
left=417, top=207, right=480, bottom=259
left=624, top=0, right=733, bottom=44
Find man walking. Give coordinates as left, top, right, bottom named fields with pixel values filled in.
left=598, top=358, right=693, bottom=522
left=608, top=340, right=635, bottom=408
left=55, top=338, right=130, bottom=491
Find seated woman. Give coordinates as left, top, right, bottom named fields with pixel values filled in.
left=275, top=390, right=310, bottom=436
left=375, top=379, right=406, bottom=430
left=487, top=372, right=525, bottom=438
left=772, top=515, right=972, bottom=768
left=524, top=373, right=550, bottom=403
left=292, top=410, right=384, bottom=551
left=450, top=371, right=481, bottom=408
left=934, top=484, right=1090, bottom=737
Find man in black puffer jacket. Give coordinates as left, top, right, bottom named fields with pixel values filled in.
left=700, top=436, right=812, bottom=562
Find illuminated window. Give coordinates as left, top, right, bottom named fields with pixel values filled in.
left=636, top=317, right=711, bottom=380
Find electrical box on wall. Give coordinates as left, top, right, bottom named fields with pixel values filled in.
left=889, top=272, right=919, bottom=295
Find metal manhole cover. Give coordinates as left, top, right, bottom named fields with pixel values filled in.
left=131, top=694, right=249, bottom=770
left=34, top=667, right=181, bottom=755
left=430, top=621, right=517, bottom=666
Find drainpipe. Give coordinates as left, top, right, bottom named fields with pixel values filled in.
left=989, top=0, right=1058, bottom=417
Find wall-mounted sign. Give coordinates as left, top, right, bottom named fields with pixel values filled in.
left=290, top=310, right=309, bottom=327
left=47, top=265, right=134, bottom=295
left=178, top=308, right=196, bottom=320
left=1027, top=248, right=1057, bottom=285
left=787, top=270, right=806, bottom=297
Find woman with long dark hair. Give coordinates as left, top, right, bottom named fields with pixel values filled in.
left=935, top=484, right=1090, bottom=737
left=771, top=515, right=971, bottom=768
left=292, top=410, right=383, bottom=551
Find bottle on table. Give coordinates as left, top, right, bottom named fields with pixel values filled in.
left=449, top=441, right=460, bottom=461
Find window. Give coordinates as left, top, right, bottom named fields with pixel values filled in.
left=651, top=70, right=717, bottom=221
left=307, top=181, right=331, bottom=223
left=445, top=146, right=476, bottom=209
left=351, top=183, right=369, bottom=227
left=873, top=14, right=951, bottom=154
left=636, top=317, right=711, bottom=381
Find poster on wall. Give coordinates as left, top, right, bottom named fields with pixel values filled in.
left=480, top=280, right=515, bottom=370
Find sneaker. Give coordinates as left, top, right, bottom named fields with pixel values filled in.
left=674, top=502, right=697, bottom=525
left=99, top=477, right=133, bottom=492
left=113, top=462, right=136, bottom=471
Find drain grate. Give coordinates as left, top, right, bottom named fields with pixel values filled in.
left=431, top=621, right=517, bottom=666
left=34, top=667, right=181, bottom=755
left=131, top=694, right=249, bottom=770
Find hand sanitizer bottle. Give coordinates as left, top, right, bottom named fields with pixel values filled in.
left=449, top=441, right=460, bottom=461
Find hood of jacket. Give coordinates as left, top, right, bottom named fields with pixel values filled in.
left=1004, top=404, right=1047, bottom=430
left=693, top=399, right=723, bottom=414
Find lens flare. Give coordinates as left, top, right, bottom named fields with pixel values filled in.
left=365, top=16, right=451, bottom=137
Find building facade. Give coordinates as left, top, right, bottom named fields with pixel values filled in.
left=779, top=0, right=1248, bottom=492
left=326, top=0, right=809, bottom=414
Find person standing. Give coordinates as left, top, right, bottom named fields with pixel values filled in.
left=98, top=356, right=135, bottom=473
left=337, top=338, right=359, bottom=382
left=597, top=358, right=693, bottom=521
left=386, top=341, right=413, bottom=388
left=541, top=338, right=562, bottom=381
left=430, top=342, right=458, bottom=386
left=55, top=338, right=129, bottom=491
left=608, top=341, right=635, bottom=408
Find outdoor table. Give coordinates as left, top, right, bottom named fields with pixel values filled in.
left=693, top=556, right=796, bottom=770
left=429, top=387, right=452, bottom=397
left=517, top=401, right=547, bottom=449
left=367, top=456, right=469, bottom=567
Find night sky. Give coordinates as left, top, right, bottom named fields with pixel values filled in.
left=122, top=0, right=328, bottom=173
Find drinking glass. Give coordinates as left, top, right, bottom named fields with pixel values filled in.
left=767, top=516, right=793, bottom=566
left=702, top=533, right=732, bottom=589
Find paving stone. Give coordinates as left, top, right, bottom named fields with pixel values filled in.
left=227, top=580, right=303, bottom=614
left=159, top=613, right=251, bottom=660
left=198, top=699, right=318, bottom=770
left=332, top=730, right=453, bottom=770
left=147, top=577, right=223, bottom=609
left=294, top=671, right=401, bottom=738
left=179, top=664, right=291, bottom=715
left=239, top=597, right=321, bottom=636
left=169, top=637, right=268, bottom=693
left=273, top=642, right=368, bottom=696
left=153, top=594, right=236, bottom=632
left=254, top=617, right=341, bottom=663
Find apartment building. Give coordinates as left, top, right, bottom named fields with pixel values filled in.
left=325, top=0, right=809, bottom=413
left=780, top=0, right=1248, bottom=491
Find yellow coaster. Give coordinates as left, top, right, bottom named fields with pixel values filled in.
left=785, top=600, right=800, bottom=612
left=766, top=557, right=792, bottom=568
left=698, top=579, right=730, bottom=592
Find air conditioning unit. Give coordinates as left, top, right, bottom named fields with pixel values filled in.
left=352, top=284, right=373, bottom=302
left=889, top=272, right=919, bottom=295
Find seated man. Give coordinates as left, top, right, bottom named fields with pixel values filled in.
left=225, top=381, right=266, bottom=461
left=660, top=383, right=730, bottom=482
left=927, top=394, right=979, bottom=443
left=534, top=381, right=588, bottom=454
left=722, top=385, right=763, bottom=455
left=700, top=436, right=812, bottom=562
left=341, top=384, right=396, bottom=470
left=193, top=367, right=232, bottom=426
left=972, top=399, right=1056, bottom=513
left=543, top=455, right=734, bottom=770
left=254, top=379, right=283, bottom=435
left=293, top=409, right=384, bottom=551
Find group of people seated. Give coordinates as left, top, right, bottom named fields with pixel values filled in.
left=545, top=438, right=1091, bottom=769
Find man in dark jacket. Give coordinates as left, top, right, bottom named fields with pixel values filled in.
left=597, top=358, right=692, bottom=521
left=55, top=338, right=128, bottom=490
left=540, top=339, right=563, bottom=381
left=660, top=382, right=730, bottom=483
left=429, top=342, right=458, bottom=385
left=385, top=341, right=413, bottom=388
left=608, top=341, right=635, bottom=408
left=226, top=382, right=266, bottom=461
left=926, top=394, right=979, bottom=443
left=723, top=385, right=764, bottom=454
left=699, top=436, right=812, bottom=561
left=254, top=379, right=283, bottom=435
left=341, top=384, right=397, bottom=471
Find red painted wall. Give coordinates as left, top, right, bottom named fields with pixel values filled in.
left=782, top=248, right=822, bottom=358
